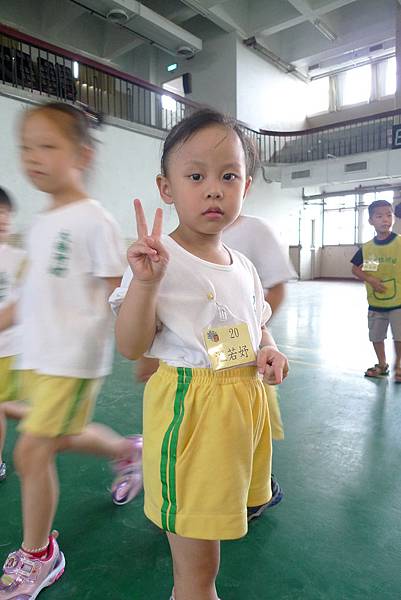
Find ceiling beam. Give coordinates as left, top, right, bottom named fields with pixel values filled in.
left=257, top=0, right=359, bottom=39
left=179, top=0, right=248, bottom=37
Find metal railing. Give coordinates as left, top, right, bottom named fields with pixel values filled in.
left=0, top=23, right=198, bottom=132
left=2, top=23, right=401, bottom=165
left=261, top=110, right=401, bottom=164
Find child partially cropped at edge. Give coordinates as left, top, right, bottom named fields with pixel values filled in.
left=0, top=187, right=26, bottom=481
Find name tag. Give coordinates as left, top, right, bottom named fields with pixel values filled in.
left=203, top=322, right=256, bottom=371
left=362, top=258, right=379, bottom=272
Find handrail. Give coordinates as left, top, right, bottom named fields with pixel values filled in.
left=1, top=23, right=401, bottom=164
left=0, top=22, right=199, bottom=107
left=261, top=108, right=401, bottom=136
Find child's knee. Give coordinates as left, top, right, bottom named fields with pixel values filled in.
left=14, top=434, right=57, bottom=474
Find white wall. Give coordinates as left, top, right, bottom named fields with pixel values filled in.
left=0, top=91, right=177, bottom=240
left=320, top=245, right=359, bottom=278
left=307, top=96, right=396, bottom=129
left=244, top=172, right=302, bottom=247
left=236, top=41, right=308, bottom=131
left=156, top=32, right=238, bottom=117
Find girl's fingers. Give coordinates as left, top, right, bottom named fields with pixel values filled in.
left=128, top=240, right=157, bottom=258
left=151, top=207, right=163, bottom=239
left=134, top=199, right=149, bottom=239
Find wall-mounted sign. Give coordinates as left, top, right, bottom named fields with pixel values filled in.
left=392, top=124, right=401, bottom=149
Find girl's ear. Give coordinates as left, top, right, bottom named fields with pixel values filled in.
left=78, top=144, right=94, bottom=171
left=156, top=174, right=174, bottom=205
left=243, top=176, right=252, bottom=199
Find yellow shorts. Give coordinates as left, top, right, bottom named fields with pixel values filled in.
left=18, top=371, right=102, bottom=438
left=0, top=356, right=19, bottom=403
left=143, top=362, right=272, bottom=541
left=265, top=384, right=284, bottom=441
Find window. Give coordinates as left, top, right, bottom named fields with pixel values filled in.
left=323, top=195, right=357, bottom=245
left=340, top=64, right=372, bottom=106
left=384, top=56, right=396, bottom=96
left=307, top=77, right=330, bottom=115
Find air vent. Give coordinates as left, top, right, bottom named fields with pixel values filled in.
left=291, top=169, right=311, bottom=179
left=344, top=161, right=367, bottom=173
left=369, top=43, right=383, bottom=52
left=309, top=63, right=320, bottom=71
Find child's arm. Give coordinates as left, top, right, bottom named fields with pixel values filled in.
left=115, top=200, right=169, bottom=360
left=352, top=264, right=386, bottom=293
left=257, top=326, right=289, bottom=385
left=0, top=302, right=16, bottom=332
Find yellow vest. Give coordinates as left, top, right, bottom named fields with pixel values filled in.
left=362, top=234, right=401, bottom=308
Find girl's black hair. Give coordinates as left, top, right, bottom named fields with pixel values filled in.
left=23, top=101, right=103, bottom=148
left=161, top=108, right=259, bottom=178
left=0, top=187, right=14, bottom=211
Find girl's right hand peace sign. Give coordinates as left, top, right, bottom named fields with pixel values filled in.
left=127, top=199, right=169, bottom=283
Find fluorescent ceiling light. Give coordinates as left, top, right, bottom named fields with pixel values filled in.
left=313, top=19, right=337, bottom=42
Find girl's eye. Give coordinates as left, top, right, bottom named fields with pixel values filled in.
left=190, top=173, right=203, bottom=181
left=223, top=173, right=237, bottom=181
left=42, top=145, right=56, bottom=149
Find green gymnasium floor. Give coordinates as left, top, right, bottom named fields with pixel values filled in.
left=1, top=280, right=401, bottom=600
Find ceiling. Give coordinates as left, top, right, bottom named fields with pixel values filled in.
left=0, top=0, right=398, bottom=76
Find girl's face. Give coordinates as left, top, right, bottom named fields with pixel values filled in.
left=157, top=125, right=251, bottom=238
left=20, top=112, right=89, bottom=195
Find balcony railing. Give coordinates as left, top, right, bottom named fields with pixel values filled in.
left=1, top=24, right=401, bottom=166
left=0, top=23, right=198, bottom=132
left=261, top=110, right=401, bottom=164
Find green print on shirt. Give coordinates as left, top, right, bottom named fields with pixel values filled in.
left=377, top=256, right=397, bottom=265
left=48, top=230, right=72, bottom=277
left=0, top=272, right=9, bottom=301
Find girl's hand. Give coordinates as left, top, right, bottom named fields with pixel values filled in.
left=257, top=345, right=289, bottom=385
left=127, top=199, right=169, bottom=283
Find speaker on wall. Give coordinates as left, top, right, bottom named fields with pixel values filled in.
left=183, top=72, right=192, bottom=95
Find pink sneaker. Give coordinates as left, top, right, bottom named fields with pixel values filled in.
left=111, top=434, right=143, bottom=505
left=0, top=533, right=65, bottom=599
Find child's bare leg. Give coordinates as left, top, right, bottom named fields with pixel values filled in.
left=394, top=341, right=401, bottom=370
left=167, top=533, right=220, bottom=600
left=61, top=423, right=138, bottom=461
left=372, top=341, right=387, bottom=367
left=0, top=402, right=28, bottom=463
left=14, top=433, right=60, bottom=549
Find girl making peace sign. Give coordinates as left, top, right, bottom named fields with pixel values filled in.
left=111, top=108, right=289, bottom=600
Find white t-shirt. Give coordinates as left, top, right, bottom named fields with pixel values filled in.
left=222, top=215, right=296, bottom=289
left=110, top=236, right=271, bottom=368
left=0, top=244, right=26, bottom=358
left=18, top=199, right=126, bottom=378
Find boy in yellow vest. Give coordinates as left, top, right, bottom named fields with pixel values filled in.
left=351, top=200, right=401, bottom=381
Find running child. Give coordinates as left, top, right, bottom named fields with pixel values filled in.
left=111, top=108, right=289, bottom=600
left=0, top=102, right=142, bottom=600
left=0, top=187, right=26, bottom=481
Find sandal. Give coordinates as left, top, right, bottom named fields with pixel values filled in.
left=394, top=368, right=401, bottom=383
left=364, top=363, right=389, bottom=378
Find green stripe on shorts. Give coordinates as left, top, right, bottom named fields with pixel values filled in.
left=160, top=367, right=192, bottom=533
left=60, top=379, right=89, bottom=435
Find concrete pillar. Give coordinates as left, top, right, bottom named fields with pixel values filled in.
left=395, top=3, right=401, bottom=109
left=393, top=189, right=401, bottom=234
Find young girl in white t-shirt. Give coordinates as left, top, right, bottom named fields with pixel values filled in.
left=111, top=108, right=289, bottom=600
left=0, top=103, right=142, bottom=600
left=0, top=187, right=26, bottom=481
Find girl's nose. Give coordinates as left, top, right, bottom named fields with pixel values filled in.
left=206, top=190, right=223, bottom=199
